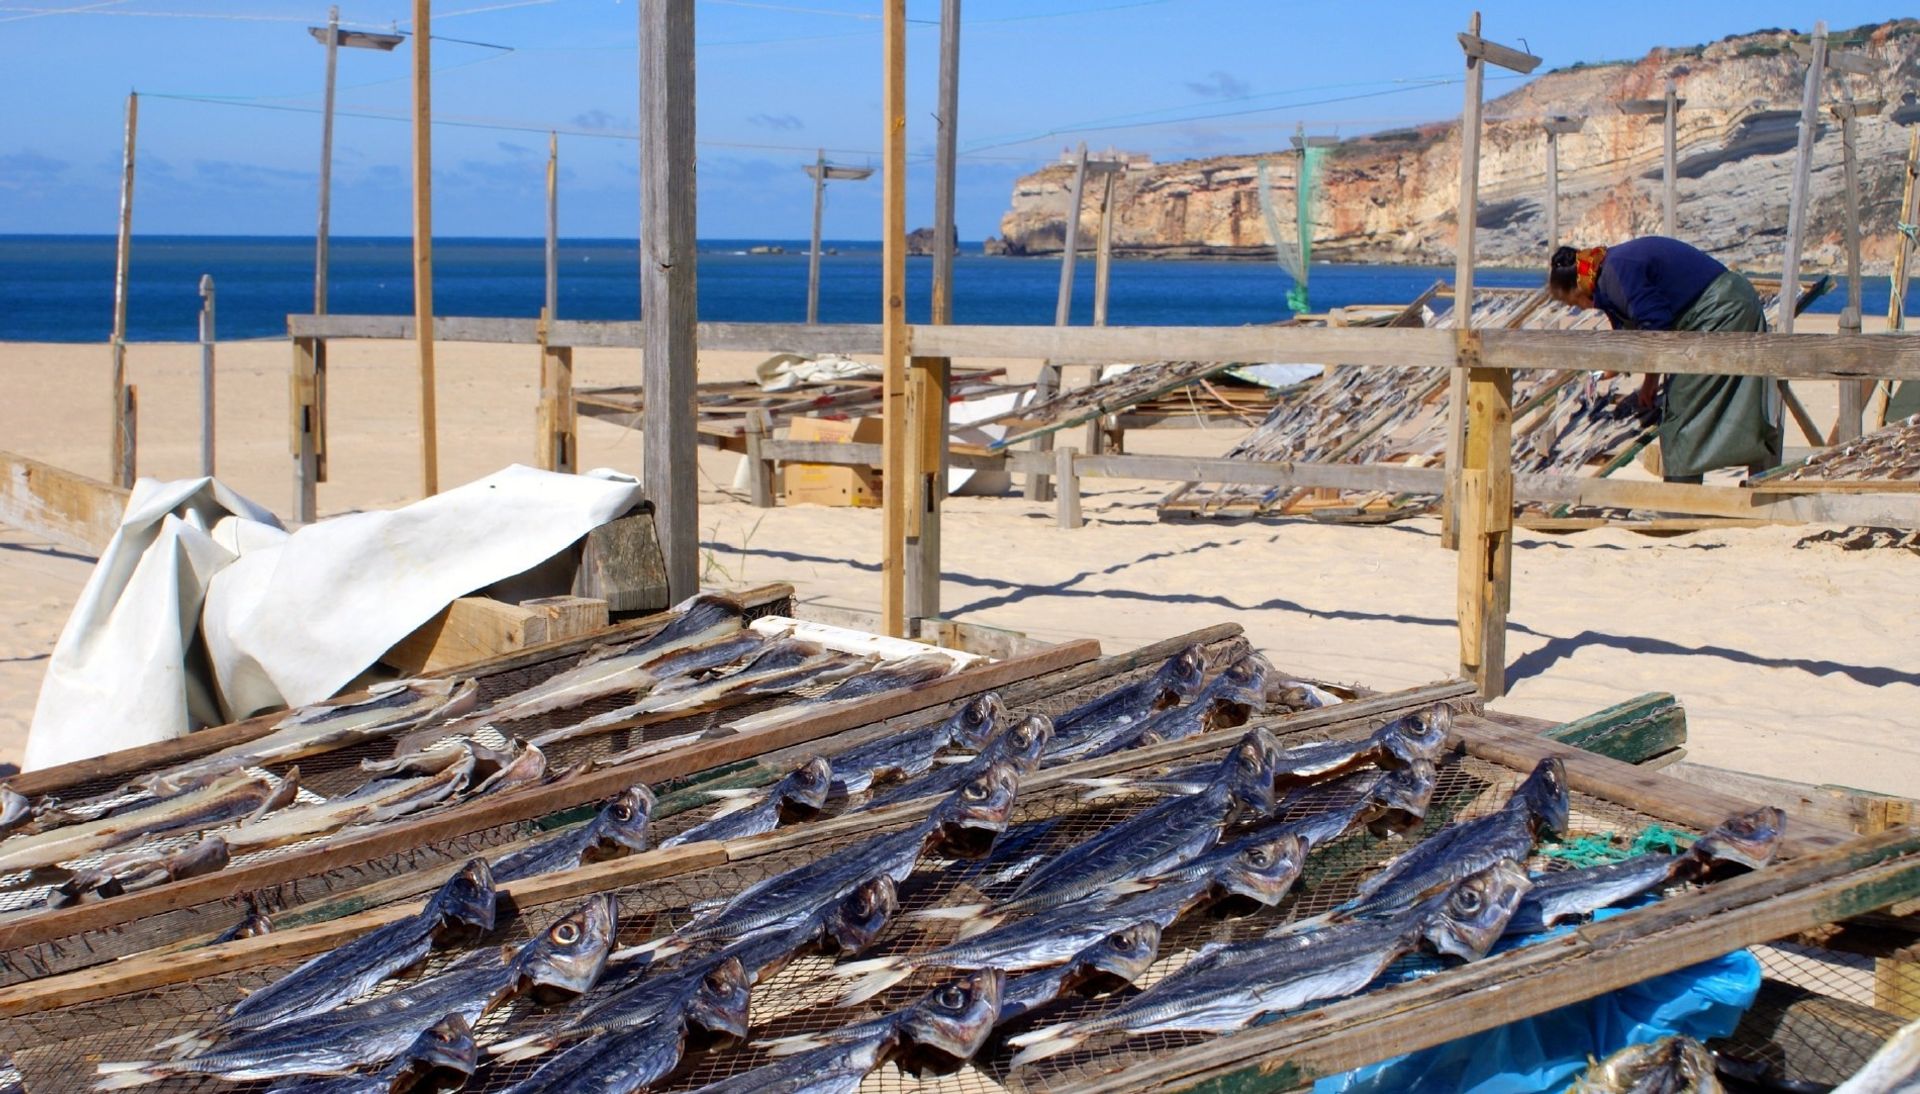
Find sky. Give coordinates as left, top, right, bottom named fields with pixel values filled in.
left=0, top=1, right=1907, bottom=240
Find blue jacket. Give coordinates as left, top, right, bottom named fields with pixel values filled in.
left=1592, top=236, right=1727, bottom=331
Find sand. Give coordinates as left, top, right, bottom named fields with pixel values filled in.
left=2, top=335, right=1916, bottom=796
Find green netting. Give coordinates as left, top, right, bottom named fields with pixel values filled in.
left=1540, top=824, right=1694, bottom=867
left=1259, top=142, right=1321, bottom=315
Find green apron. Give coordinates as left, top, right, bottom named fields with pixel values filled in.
left=1658, top=271, right=1783, bottom=480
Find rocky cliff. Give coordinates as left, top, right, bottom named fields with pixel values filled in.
left=994, top=21, right=1920, bottom=273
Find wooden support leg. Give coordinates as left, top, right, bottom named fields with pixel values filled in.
left=1025, top=362, right=1060, bottom=502
left=119, top=384, right=137, bottom=488
left=1056, top=446, right=1081, bottom=529
left=110, top=339, right=133, bottom=488
left=535, top=314, right=577, bottom=473
left=742, top=408, right=775, bottom=508
left=291, top=336, right=320, bottom=523
left=905, top=355, right=949, bottom=628
left=1455, top=332, right=1512, bottom=699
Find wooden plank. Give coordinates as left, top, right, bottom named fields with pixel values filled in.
left=1057, top=446, right=1082, bottom=529
left=1662, top=761, right=1920, bottom=837
left=535, top=316, right=576, bottom=474
left=1538, top=692, right=1686, bottom=764
left=1777, top=22, right=1826, bottom=338
left=1456, top=331, right=1513, bottom=698
left=411, top=0, right=438, bottom=497
left=0, top=451, right=129, bottom=555
left=742, top=409, right=775, bottom=508
left=571, top=508, right=670, bottom=614
left=1082, top=825, right=1920, bottom=1094
left=0, top=638, right=1097, bottom=953
left=1444, top=14, right=1485, bottom=553
left=879, top=0, right=909, bottom=636
left=380, top=597, right=550, bottom=675
left=640, top=0, right=700, bottom=603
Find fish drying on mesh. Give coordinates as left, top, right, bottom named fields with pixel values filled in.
left=616, top=758, right=1022, bottom=963
left=860, top=712, right=1052, bottom=810
left=1264, top=758, right=1440, bottom=851
left=1007, top=860, right=1532, bottom=1066
left=493, top=955, right=750, bottom=1094
left=99, top=896, right=617, bottom=1089
left=0, top=770, right=295, bottom=874
left=1042, top=644, right=1208, bottom=759
left=1336, top=756, right=1567, bottom=917
left=170, top=859, right=498, bottom=1051
left=464, top=740, right=552, bottom=798
left=920, top=728, right=1283, bottom=931
left=530, top=638, right=870, bottom=749
left=838, top=830, right=1305, bottom=1005
left=222, top=754, right=475, bottom=854
left=1062, top=657, right=1269, bottom=763
left=122, top=678, right=481, bottom=800
left=262, top=1013, right=478, bottom=1094
left=211, top=909, right=275, bottom=944
left=46, top=835, right=230, bottom=907
left=663, top=756, right=832, bottom=847
left=1505, top=806, right=1785, bottom=936
left=824, top=691, right=1006, bottom=798
left=1072, top=702, right=1452, bottom=803
left=996, top=921, right=1164, bottom=1025
left=0, top=786, right=31, bottom=834
left=363, top=737, right=511, bottom=780
left=491, top=786, right=655, bottom=883
left=724, top=650, right=960, bottom=734
left=1566, top=1035, right=1724, bottom=1094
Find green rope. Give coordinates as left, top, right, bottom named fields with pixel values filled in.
left=1540, top=824, right=1694, bottom=867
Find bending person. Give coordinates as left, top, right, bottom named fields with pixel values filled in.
left=1547, top=237, right=1783, bottom=483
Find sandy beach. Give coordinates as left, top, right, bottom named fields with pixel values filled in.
left=3, top=333, right=1916, bottom=796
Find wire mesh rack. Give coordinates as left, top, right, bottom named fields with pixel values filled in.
left=9, top=719, right=1839, bottom=1094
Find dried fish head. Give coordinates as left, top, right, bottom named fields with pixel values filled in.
left=894, top=969, right=1004, bottom=1075
left=1219, top=727, right=1283, bottom=816
left=1214, top=832, right=1308, bottom=910
left=928, top=759, right=1021, bottom=858
left=784, top=756, right=835, bottom=815
left=0, top=785, right=30, bottom=833
left=388, top=1013, right=478, bottom=1094
left=1516, top=757, right=1570, bottom=839
left=1158, top=646, right=1210, bottom=707
left=1078, top=921, right=1163, bottom=990
left=430, top=858, right=498, bottom=937
left=587, top=786, right=657, bottom=857
left=516, top=895, right=618, bottom=1001
left=1203, top=658, right=1267, bottom=729
left=1690, top=806, right=1785, bottom=872
left=687, top=956, right=754, bottom=1043
left=1420, top=859, right=1532, bottom=962
left=989, top=714, right=1054, bottom=773
left=944, top=692, right=1008, bottom=752
left=1570, top=1035, right=1721, bottom=1094
left=1367, top=758, right=1438, bottom=836
left=1383, top=704, right=1453, bottom=766
left=821, top=873, right=900, bottom=956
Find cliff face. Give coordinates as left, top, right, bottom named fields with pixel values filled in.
left=994, top=21, right=1920, bottom=272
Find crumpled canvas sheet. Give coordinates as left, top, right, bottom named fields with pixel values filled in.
left=754, top=352, right=882, bottom=392
left=26, top=465, right=645, bottom=771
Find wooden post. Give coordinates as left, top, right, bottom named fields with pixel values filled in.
left=535, top=310, right=575, bottom=473
left=311, top=7, right=339, bottom=504
left=1027, top=142, right=1089, bottom=502
left=198, top=274, right=216, bottom=477
left=110, top=91, right=137, bottom=489
left=640, top=0, right=700, bottom=602
left=1056, top=445, right=1082, bottom=529
left=904, top=0, right=960, bottom=628
left=879, top=0, right=909, bottom=635
left=411, top=0, right=439, bottom=496
left=1456, top=330, right=1512, bottom=698
left=1778, top=21, right=1825, bottom=339
left=742, top=408, right=774, bottom=508
left=1890, top=129, right=1919, bottom=336
left=1087, top=168, right=1118, bottom=455
left=1662, top=80, right=1678, bottom=237
left=1443, top=13, right=1484, bottom=552
left=546, top=130, right=559, bottom=324
left=1834, top=95, right=1868, bottom=442
left=315, top=6, right=338, bottom=318
left=807, top=148, right=825, bottom=325
left=121, top=385, right=137, bottom=489
left=292, top=336, right=320, bottom=522
left=1545, top=128, right=1559, bottom=251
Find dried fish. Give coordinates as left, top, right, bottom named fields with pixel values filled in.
left=100, top=897, right=617, bottom=1089
left=724, top=651, right=959, bottom=734
left=0, top=786, right=30, bottom=834
left=491, top=787, right=655, bottom=884
left=1045, top=646, right=1208, bottom=758
left=861, top=712, right=1051, bottom=810
left=618, top=759, right=1021, bottom=963
left=48, top=836, right=231, bottom=907
left=362, top=738, right=510, bottom=780
left=1008, top=861, right=1531, bottom=1065
left=0, top=771, right=291, bottom=874
left=1566, top=1035, right=1723, bottom=1093
left=826, top=692, right=1006, bottom=798
left=211, top=911, right=276, bottom=945
left=996, top=921, right=1163, bottom=1024
left=465, top=741, right=549, bottom=798
left=759, top=968, right=1004, bottom=1071
left=263, top=1013, right=478, bottom=1094
left=635, top=630, right=769, bottom=687
left=196, top=859, right=498, bottom=1044
left=224, top=756, right=474, bottom=854
left=663, top=757, right=832, bottom=848
left=1061, top=657, right=1268, bottom=763
left=1338, top=757, right=1566, bottom=916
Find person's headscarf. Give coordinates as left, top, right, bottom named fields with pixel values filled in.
left=1574, top=245, right=1607, bottom=298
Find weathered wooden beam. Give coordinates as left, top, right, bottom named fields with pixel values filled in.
left=0, top=451, right=129, bottom=555
left=879, top=0, right=909, bottom=636
left=410, top=0, right=438, bottom=497
left=1455, top=332, right=1513, bottom=698
left=1538, top=692, right=1687, bottom=765
left=379, top=595, right=608, bottom=675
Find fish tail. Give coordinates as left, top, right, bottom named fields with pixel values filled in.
left=487, top=1032, right=555, bottom=1063
left=1006, top=1024, right=1088, bottom=1067
left=1065, top=778, right=1136, bottom=801
left=94, top=1063, right=167, bottom=1090
left=755, top=1031, right=839, bottom=1057
left=703, top=788, right=761, bottom=817
left=907, top=902, right=989, bottom=924
left=149, top=1031, right=207, bottom=1056
left=832, top=960, right=912, bottom=1005
left=609, top=935, right=683, bottom=964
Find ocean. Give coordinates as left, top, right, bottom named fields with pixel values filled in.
left=0, top=235, right=1910, bottom=344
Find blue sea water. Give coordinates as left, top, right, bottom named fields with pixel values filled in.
left=0, top=235, right=1909, bottom=343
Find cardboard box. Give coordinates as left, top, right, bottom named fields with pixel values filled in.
left=784, top=415, right=883, bottom=507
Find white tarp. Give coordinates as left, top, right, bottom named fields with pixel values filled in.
left=26, top=465, right=645, bottom=771
left=754, top=352, right=882, bottom=392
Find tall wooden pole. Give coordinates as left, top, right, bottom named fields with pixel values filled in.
left=807, top=148, right=826, bottom=325
left=110, top=91, right=137, bottom=488
left=1891, top=130, right=1920, bottom=335
left=546, top=131, right=559, bottom=323
left=1093, top=171, right=1116, bottom=327
left=411, top=0, right=439, bottom=496
left=1442, top=12, right=1484, bottom=551
left=1661, top=79, right=1678, bottom=237
left=198, top=274, right=216, bottom=477
left=1025, top=142, right=1088, bottom=502
left=879, top=0, right=909, bottom=635
left=1833, top=94, right=1867, bottom=442
left=316, top=6, right=339, bottom=317
left=1778, top=21, right=1825, bottom=338
left=905, top=0, right=960, bottom=627
left=1545, top=129, right=1559, bottom=251
left=641, top=0, right=699, bottom=602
